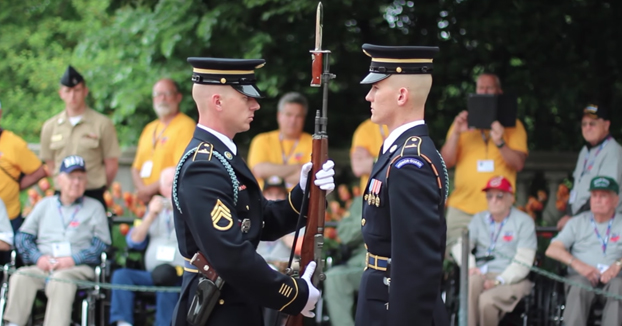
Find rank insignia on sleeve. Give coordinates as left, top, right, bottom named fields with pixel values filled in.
left=211, top=199, right=233, bottom=231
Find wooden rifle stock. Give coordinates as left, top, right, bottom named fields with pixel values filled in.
left=285, top=3, right=334, bottom=325
left=285, top=137, right=328, bottom=326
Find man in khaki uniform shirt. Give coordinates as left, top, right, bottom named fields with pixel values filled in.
left=40, top=66, right=120, bottom=209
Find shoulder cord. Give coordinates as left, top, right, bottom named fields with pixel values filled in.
left=436, top=150, right=449, bottom=202
left=173, top=147, right=239, bottom=214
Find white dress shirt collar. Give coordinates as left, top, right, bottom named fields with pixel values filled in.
left=382, top=120, right=426, bottom=154
left=196, top=124, right=237, bottom=155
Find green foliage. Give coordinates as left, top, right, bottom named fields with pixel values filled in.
left=1, top=0, right=622, bottom=154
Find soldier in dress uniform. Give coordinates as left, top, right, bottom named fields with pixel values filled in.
left=171, top=57, right=335, bottom=326
left=354, top=44, right=450, bottom=326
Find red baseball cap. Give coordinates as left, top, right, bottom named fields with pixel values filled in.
left=482, top=176, right=514, bottom=194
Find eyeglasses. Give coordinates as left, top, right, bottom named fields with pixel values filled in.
left=152, top=91, right=177, bottom=98
left=67, top=174, right=87, bottom=182
left=581, top=120, right=601, bottom=128
left=486, top=193, right=505, bottom=200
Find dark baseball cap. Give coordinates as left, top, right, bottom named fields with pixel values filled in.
left=60, top=155, right=86, bottom=174
left=589, top=176, right=619, bottom=194
left=263, top=176, right=286, bottom=191
left=583, top=104, right=610, bottom=120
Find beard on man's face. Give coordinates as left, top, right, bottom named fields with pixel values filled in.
left=154, top=103, right=173, bottom=118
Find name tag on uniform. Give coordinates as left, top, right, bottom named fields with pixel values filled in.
left=156, top=245, right=176, bottom=262
left=140, top=161, right=154, bottom=178
left=477, top=160, right=494, bottom=173
left=52, top=242, right=72, bottom=257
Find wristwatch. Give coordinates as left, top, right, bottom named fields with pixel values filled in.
left=496, top=140, right=506, bottom=148
left=615, top=261, right=622, bottom=267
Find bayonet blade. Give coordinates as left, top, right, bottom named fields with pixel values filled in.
left=314, top=2, right=323, bottom=51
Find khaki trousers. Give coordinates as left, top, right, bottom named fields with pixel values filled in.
left=4, top=265, right=95, bottom=326
left=446, top=206, right=474, bottom=249
left=564, top=274, right=622, bottom=326
left=468, top=272, right=532, bottom=326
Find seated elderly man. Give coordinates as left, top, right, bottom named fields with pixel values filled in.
left=546, top=176, right=622, bottom=326
left=452, top=176, right=536, bottom=326
left=3, top=155, right=111, bottom=326
left=109, top=167, right=183, bottom=326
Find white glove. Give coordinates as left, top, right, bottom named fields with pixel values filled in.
left=299, top=162, right=313, bottom=193
left=300, top=261, right=320, bottom=318
left=299, top=160, right=336, bottom=195
left=315, top=160, right=335, bottom=194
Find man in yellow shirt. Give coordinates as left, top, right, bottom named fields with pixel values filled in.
left=247, top=92, right=312, bottom=190
left=350, top=118, right=389, bottom=192
left=132, top=79, right=196, bottom=204
left=440, top=73, right=528, bottom=248
left=0, top=100, right=48, bottom=263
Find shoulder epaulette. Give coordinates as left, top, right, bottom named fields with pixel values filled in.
left=192, top=142, right=213, bottom=161
left=173, top=142, right=239, bottom=214
left=400, top=136, right=422, bottom=156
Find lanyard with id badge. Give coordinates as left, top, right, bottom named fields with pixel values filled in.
left=591, top=214, right=615, bottom=274
left=53, top=201, right=82, bottom=257
left=477, top=214, right=508, bottom=273
left=140, top=122, right=170, bottom=178
left=569, top=137, right=611, bottom=204
left=156, top=209, right=177, bottom=262
left=477, top=131, right=495, bottom=173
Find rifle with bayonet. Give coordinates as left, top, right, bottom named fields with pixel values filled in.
left=285, top=2, right=335, bottom=325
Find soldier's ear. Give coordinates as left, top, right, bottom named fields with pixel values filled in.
left=397, top=87, right=408, bottom=106
left=212, top=94, right=223, bottom=111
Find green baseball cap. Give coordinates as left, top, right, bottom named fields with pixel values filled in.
left=589, top=176, right=619, bottom=194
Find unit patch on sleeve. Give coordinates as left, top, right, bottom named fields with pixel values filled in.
left=395, top=157, right=424, bottom=169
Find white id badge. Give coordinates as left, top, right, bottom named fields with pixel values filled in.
left=479, top=264, right=488, bottom=274
left=52, top=242, right=72, bottom=257
left=597, top=263, right=609, bottom=274
left=569, top=190, right=577, bottom=204
left=140, top=161, right=154, bottom=178
left=477, top=160, right=495, bottom=172
left=156, top=245, right=176, bottom=262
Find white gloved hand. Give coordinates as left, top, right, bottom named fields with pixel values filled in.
left=314, top=160, right=335, bottom=195
left=299, top=162, right=313, bottom=193
left=299, top=160, right=336, bottom=195
left=300, top=261, right=320, bottom=318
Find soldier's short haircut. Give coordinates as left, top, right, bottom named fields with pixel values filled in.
left=277, top=92, right=308, bottom=115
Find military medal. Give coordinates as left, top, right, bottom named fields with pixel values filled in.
left=369, top=179, right=382, bottom=207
